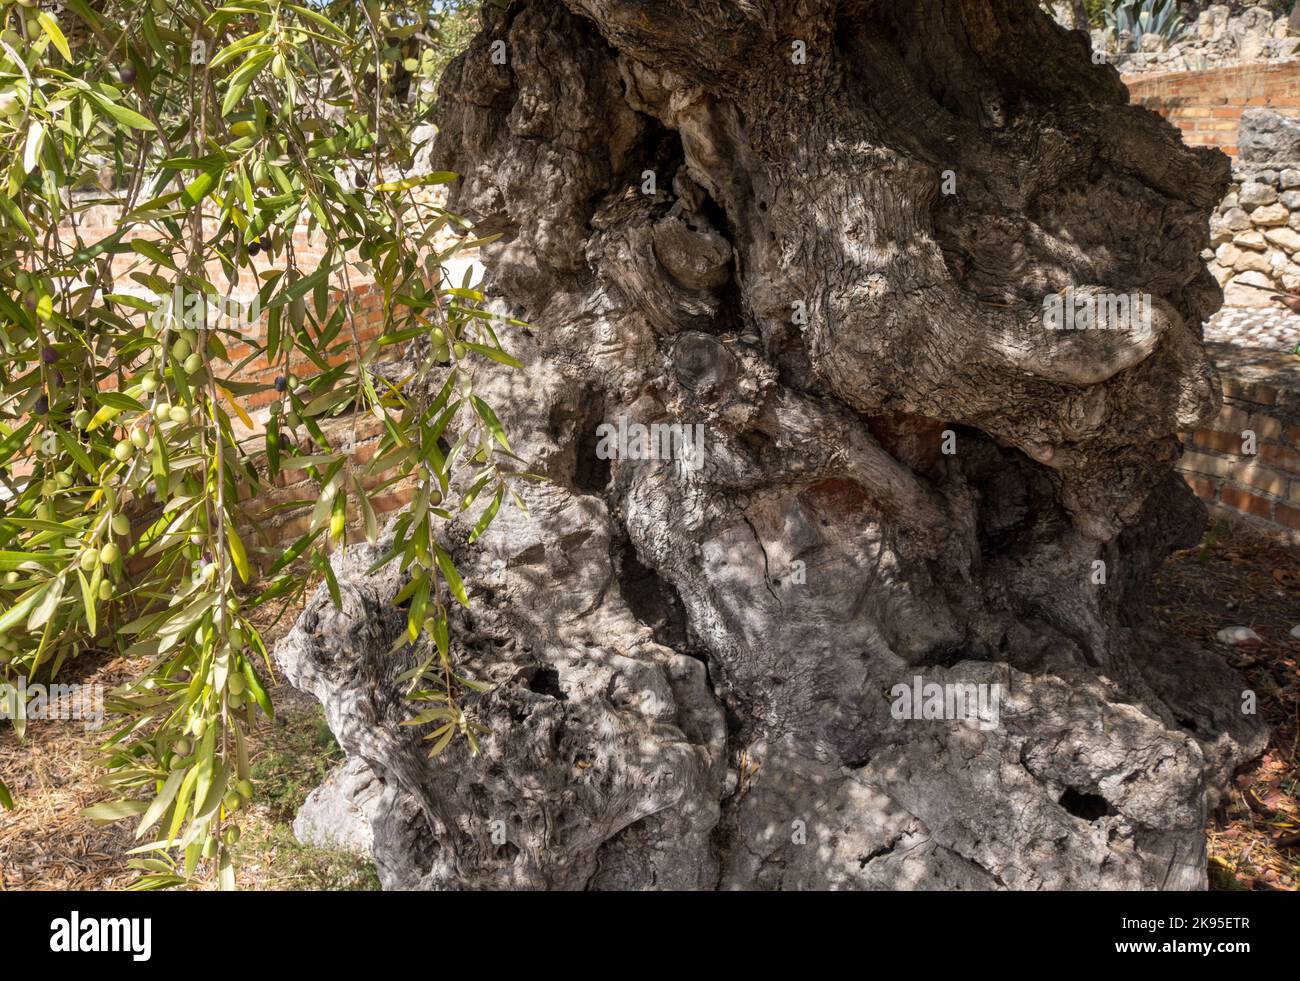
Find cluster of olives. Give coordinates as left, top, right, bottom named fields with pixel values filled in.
left=429, top=326, right=466, bottom=365
left=268, top=373, right=303, bottom=427
left=161, top=327, right=204, bottom=373
left=77, top=508, right=133, bottom=571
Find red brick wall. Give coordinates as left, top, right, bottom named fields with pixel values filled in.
left=1124, top=62, right=1300, bottom=157
left=1179, top=375, right=1300, bottom=542
left=65, top=216, right=427, bottom=567
left=236, top=411, right=416, bottom=567
left=72, top=218, right=392, bottom=427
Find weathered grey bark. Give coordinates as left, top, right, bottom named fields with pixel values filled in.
left=276, top=0, right=1267, bottom=890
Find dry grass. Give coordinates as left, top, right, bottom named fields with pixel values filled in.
left=0, top=588, right=377, bottom=891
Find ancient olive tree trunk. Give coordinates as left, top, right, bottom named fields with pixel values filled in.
left=277, top=0, right=1266, bottom=889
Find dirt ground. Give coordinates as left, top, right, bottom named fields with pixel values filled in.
left=1154, top=516, right=1300, bottom=891
left=1, top=513, right=1297, bottom=891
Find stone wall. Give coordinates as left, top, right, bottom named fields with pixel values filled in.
left=1096, top=3, right=1298, bottom=76
left=1208, top=161, right=1300, bottom=304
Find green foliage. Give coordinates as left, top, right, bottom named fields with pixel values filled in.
left=250, top=704, right=341, bottom=820
left=233, top=823, right=381, bottom=891
left=1104, top=0, right=1187, bottom=50
left=0, top=0, right=520, bottom=888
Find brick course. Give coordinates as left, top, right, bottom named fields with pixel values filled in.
left=1177, top=369, right=1300, bottom=544
left=1124, top=62, right=1300, bottom=156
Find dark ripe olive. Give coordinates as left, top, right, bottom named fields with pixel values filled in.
left=40, top=345, right=57, bottom=364
left=248, top=241, right=261, bottom=256
left=33, top=395, right=48, bottom=415
left=120, top=65, right=137, bottom=84
left=354, top=171, right=368, bottom=188
left=274, top=375, right=287, bottom=393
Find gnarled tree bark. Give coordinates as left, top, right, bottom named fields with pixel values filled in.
left=277, top=0, right=1267, bottom=890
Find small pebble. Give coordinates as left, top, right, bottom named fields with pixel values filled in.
left=1217, top=626, right=1263, bottom=647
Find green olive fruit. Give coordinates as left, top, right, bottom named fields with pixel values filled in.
left=190, top=716, right=206, bottom=738
left=183, top=353, right=202, bottom=374
left=73, top=409, right=92, bottom=429
left=113, top=440, right=133, bottom=462
left=154, top=402, right=172, bottom=422
left=41, top=479, right=56, bottom=497
left=229, top=626, right=246, bottom=648
left=79, top=550, right=98, bottom=572
left=173, top=737, right=192, bottom=756
left=55, top=471, right=73, bottom=489
left=236, top=779, right=254, bottom=799
left=223, top=791, right=242, bottom=813
left=5, top=571, right=20, bottom=584
left=224, top=825, right=241, bottom=845
left=453, top=343, right=466, bottom=360
left=97, top=580, right=113, bottom=601
left=171, top=337, right=191, bottom=360
left=111, top=513, right=131, bottom=536
left=140, top=373, right=158, bottom=393
left=169, top=405, right=190, bottom=424
left=228, top=674, right=246, bottom=697
left=271, top=53, right=286, bottom=79
left=99, top=542, right=120, bottom=565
